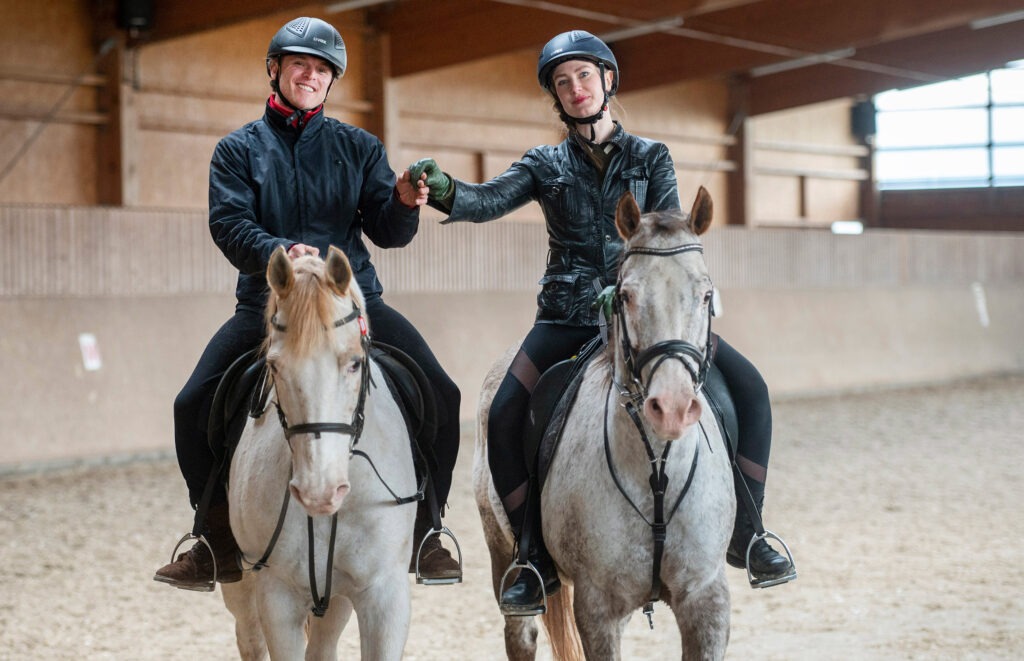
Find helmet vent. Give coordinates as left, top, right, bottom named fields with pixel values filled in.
left=286, top=17, right=309, bottom=38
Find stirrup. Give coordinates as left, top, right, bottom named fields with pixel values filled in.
left=165, top=532, right=217, bottom=592
left=498, top=560, right=548, bottom=617
left=414, top=526, right=464, bottom=585
left=742, top=529, right=797, bottom=589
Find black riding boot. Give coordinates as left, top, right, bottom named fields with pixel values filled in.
left=500, top=503, right=560, bottom=615
left=727, top=477, right=793, bottom=580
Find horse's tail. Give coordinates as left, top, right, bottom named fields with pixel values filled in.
left=540, top=583, right=584, bottom=661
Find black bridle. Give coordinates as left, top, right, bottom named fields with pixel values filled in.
left=613, top=242, right=713, bottom=404
left=604, top=240, right=714, bottom=628
left=270, top=306, right=371, bottom=445
left=252, top=302, right=423, bottom=617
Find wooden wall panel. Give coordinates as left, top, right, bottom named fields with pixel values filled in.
left=750, top=99, right=866, bottom=226
left=0, top=0, right=101, bottom=204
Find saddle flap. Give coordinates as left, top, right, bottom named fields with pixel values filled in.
left=702, top=362, right=739, bottom=459
left=208, top=348, right=264, bottom=460
left=370, top=341, right=438, bottom=469
left=526, top=335, right=604, bottom=491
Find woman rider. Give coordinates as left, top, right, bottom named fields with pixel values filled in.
left=410, top=30, right=794, bottom=614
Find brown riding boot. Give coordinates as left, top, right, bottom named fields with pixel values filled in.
left=409, top=505, right=461, bottom=581
left=153, top=502, right=243, bottom=590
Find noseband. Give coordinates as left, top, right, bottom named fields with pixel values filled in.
left=614, top=242, right=713, bottom=403
left=269, top=306, right=372, bottom=447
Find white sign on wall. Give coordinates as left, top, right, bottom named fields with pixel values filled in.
left=78, top=333, right=103, bottom=371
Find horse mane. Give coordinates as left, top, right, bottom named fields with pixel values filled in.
left=262, top=256, right=364, bottom=358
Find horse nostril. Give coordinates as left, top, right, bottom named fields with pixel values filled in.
left=336, top=483, right=350, bottom=502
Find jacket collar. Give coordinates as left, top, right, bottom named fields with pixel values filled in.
left=266, top=94, right=324, bottom=132
left=570, top=121, right=625, bottom=152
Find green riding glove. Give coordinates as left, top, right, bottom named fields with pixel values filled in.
left=408, top=158, right=454, bottom=202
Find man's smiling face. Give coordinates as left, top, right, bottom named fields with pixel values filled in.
left=273, top=53, right=335, bottom=109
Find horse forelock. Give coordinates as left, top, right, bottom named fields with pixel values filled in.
left=264, top=258, right=359, bottom=358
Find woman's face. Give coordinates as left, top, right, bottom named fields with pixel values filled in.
left=272, top=54, right=335, bottom=109
left=551, top=59, right=613, bottom=119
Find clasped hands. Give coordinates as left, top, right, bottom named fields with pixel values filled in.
left=407, top=158, right=453, bottom=202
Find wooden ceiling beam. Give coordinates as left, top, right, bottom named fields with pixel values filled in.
left=748, top=21, right=1024, bottom=115
left=143, top=0, right=316, bottom=43
left=682, top=0, right=1024, bottom=52
left=370, top=0, right=769, bottom=78
left=371, top=1, right=615, bottom=78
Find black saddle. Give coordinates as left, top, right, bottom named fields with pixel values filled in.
left=526, top=340, right=739, bottom=491
left=207, top=342, right=438, bottom=477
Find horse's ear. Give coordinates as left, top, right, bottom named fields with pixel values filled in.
left=267, top=245, right=294, bottom=299
left=615, top=191, right=642, bottom=239
left=688, top=186, right=713, bottom=236
left=325, top=245, right=352, bottom=295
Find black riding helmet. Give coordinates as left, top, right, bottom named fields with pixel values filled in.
left=266, top=17, right=347, bottom=79
left=265, top=17, right=347, bottom=116
left=536, top=30, right=618, bottom=137
left=537, top=30, right=618, bottom=95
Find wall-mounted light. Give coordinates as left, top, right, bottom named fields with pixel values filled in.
left=831, top=220, right=864, bottom=235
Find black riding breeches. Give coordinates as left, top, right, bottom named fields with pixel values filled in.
left=174, top=308, right=265, bottom=507
left=713, top=336, right=773, bottom=486
left=487, top=323, right=598, bottom=515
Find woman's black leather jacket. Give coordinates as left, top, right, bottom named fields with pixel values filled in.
left=441, top=123, right=679, bottom=326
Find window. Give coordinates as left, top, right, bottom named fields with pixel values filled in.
left=874, top=65, right=1024, bottom=189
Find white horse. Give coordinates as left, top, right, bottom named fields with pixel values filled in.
left=221, top=246, right=418, bottom=660
left=475, top=188, right=734, bottom=660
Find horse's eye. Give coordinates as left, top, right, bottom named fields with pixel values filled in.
left=704, top=290, right=713, bottom=304
left=346, top=358, right=362, bottom=374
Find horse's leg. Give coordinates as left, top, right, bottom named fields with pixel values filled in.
left=669, top=571, right=730, bottom=661
left=305, top=596, right=353, bottom=661
left=351, top=570, right=411, bottom=661
left=257, top=580, right=311, bottom=659
left=221, top=575, right=268, bottom=661
left=571, top=581, right=628, bottom=661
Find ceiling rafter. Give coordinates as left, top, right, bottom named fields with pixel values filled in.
left=108, top=0, right=1024, bottom=115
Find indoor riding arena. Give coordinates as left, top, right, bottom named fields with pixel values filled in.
left=2, top=2, right=1022, bottom=659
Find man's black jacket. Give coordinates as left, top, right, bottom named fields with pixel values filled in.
left=209, top=102, right=418, bottom=312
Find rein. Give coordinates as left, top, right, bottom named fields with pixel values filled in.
left=605, top=239, right=713, bottom=627
left=248, top=302, right=425, bottom=617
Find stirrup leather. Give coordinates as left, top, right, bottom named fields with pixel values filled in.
left=741, top=529, right=797, bottom=589
left=413, top=525, right=464, bottom=585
